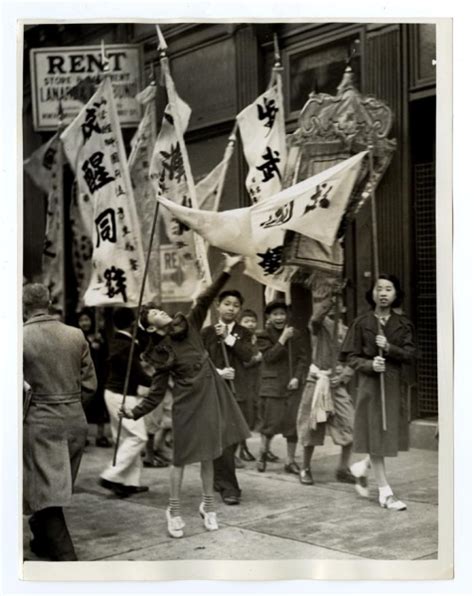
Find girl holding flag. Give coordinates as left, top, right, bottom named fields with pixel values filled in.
left=120, top=253, right=250, bottom=538
left=340, top=274, right=416, bottom=511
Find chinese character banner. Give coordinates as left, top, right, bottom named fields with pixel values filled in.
left=61, top=77, right=151, bottom=307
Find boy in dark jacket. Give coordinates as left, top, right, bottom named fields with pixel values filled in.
left=256, top=301, right=310, bottom=473
left=201, top=289, right=254, bottom=505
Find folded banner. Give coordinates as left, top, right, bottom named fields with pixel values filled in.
left=129, top=84, right=161, bottom=301
left=24, top=132, right=65, bottom=313
left=157, top=152, right=366, bottom=285
left=61, top=77, right=151, bottom=307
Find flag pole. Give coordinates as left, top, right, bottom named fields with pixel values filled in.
left=213, top=124, right=237, bottom=212
left=57, top=99, right=66, bottom=321
left=111, top=49, right=161, bottom=466
left=220, top=339, right=236, bottom=395
left=368, top=143, right=387, bottom=432
left=155, top=25, right=212, bottom=286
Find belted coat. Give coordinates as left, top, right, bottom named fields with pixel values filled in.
left=23, top=314, right=97, bottom=514
left=132, top=272, right=250, bottom=466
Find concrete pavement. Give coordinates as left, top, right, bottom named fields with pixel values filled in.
left=23, top=431, right=438, bottom=562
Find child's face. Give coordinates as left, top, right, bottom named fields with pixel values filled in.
left=267, top=307, right=287, bottom=330
left=240, top=315, right=257, bottom=332
left=217, top=296, right=242, bottom=323
left=78, top=314, right=92, bottom=332
left=146, top=308, right=173, bottom=331
left=372, top=279, right=396, bottom=308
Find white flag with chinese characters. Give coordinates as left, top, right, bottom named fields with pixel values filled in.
left=24, top=132, right=65, bottom=313
left=157, top=152, right=367, bottom=286
left=129, top=84, right=161, bottom=301
left=237, top=83, right=287, bottom=205
left=61, top=77, right=151, bottom=307
left=237, top=81, right=291, bottom=289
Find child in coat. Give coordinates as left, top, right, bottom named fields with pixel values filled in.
left=340, top=274, right=416, bottom=511
left=121, top=254, right=250, bottom=537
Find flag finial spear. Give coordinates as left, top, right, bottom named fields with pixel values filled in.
left=273, top=33, right=281, bottom=68
left=156, top=25, right=168, bottom=58
left=101, top=40, right=110, bottom=75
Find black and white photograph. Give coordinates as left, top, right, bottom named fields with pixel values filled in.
left=7, top=7, right=458, bottom=585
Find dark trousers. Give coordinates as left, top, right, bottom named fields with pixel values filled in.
left=29, top=507, right=77, bottom=561
left=213, top=444, right=241, bottom=498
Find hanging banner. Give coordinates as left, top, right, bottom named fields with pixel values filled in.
left=69, top=180, right=94, bottom=309
left=24, top=132, right=65, bottom=313
left=30, top=44, right=143, bottom=131
left=61, top=77, right=151, bottom=307
left=237, top=78, right=291, bottom=290
left=129, top=84, right=161, bottom=301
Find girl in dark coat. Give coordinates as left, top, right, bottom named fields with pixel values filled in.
left=121, top=254, right=250, bottom=538
left=340, top=274, right=416, bottom=511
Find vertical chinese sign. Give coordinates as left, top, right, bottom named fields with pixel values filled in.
left=61, top=77, right=151, bottom=307
left=237, top=81, right=294, bottom=291
left=24, top=132, right=65, bottom=315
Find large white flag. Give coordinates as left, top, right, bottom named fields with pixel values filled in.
left=237, top=79, right=291, bottom=290
left=61, top=77, right=151, bottom=307
left=129, top=84, right=161, bottom=301
left=149, top=61, right=212, bottom=301
left=24, top=132, right=65, bottom=313
left=157, top=152, right=367, bottom=284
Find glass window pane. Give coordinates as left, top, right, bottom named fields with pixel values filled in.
left=289, top=37, right=361, bottom=113
left=417, top=24, right=436, bottom=81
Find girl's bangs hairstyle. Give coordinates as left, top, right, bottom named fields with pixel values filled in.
left=365, top=274, right=404, bottom=309
left=139, top=302, right=164, bottom=330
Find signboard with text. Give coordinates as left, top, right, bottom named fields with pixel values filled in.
left=30, top=44, right=143, bottom=131
left=160, top=243, right=195, bottom=304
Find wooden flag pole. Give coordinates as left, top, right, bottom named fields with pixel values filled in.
left=112, top=63, right=160, bottom=466
left=220, top=338, right=236, bottom=395
left=57, top=99, right=66, bottom=321
left=112, top=198, right=161, bottom=466
left=368, top=144, right=387, bottom=432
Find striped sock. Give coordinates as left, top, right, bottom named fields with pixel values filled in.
left=202, top=494, right=215, bottom=513
left=169, top=498, right=181, bottom=517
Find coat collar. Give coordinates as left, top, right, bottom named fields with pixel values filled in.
left=24, top=313, right=57, bottom=326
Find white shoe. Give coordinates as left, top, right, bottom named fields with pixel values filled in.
left=166, top=507, right=185, bottom=538
left=350, top=460, right=370, bottom=498
left=379, top=494, right=407, bottom=511
left=199, top=502, right=219, bottom=531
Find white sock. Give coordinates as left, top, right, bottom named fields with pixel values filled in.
left=378, top=485, right=393, bottom=500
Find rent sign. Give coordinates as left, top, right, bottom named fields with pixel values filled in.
left=30, top=44, right=143, bottom=131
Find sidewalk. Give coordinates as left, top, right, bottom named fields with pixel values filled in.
left=23, top=432, right=438, bottom=561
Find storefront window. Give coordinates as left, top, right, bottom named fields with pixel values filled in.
left=417, top=24, right=436, bottom=82
left=289, top=36, right=361, bottom=114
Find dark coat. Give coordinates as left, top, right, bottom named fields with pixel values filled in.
left=257, top=325, right=310, bottom=399
left=340, top=310, right=416, bottom=456
left=23, top=314, right=97, bottom=514
left=131, top=272, right=250, bottom=466
left=201, top=322, right=254, bottom=403
left=105, top=331, right=151, bottom=396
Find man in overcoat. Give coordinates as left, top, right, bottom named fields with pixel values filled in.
left=23, top=284, right=97, bottom=561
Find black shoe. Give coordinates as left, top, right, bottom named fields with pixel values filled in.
left=299, top=468, right=314, bottom=485
left=29, top=538, right=49, bottom=558
left=124, top=485, right=149, bottom=494
left=95, top=436, right=112, bottom=448
left=221, top=494, right=240, bottom=506
left=335, top=467, right=356, bottom=484
left=257, top=452, right=267, bottom=473
left=240, top=445, right=256, bottom=462
left=266, top=450, right=279, bottom=463
left=98, top=478, right=130, bottom=497
left=284, top=462, right=300, bottom=475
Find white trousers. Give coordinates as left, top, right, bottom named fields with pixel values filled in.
left=101, top=390, right=147, bottom=487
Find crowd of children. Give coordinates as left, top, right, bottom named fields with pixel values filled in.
left=74, top=255, right=416, bottom=539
